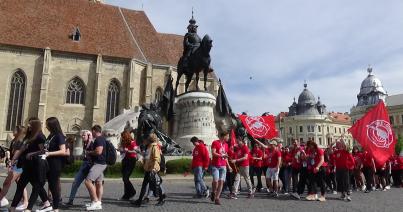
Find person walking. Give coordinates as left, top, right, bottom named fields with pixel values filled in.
left=63, top=130, right=94, bottom=207
left=131, top=132, right=165, bottom=207
left=119, top=131, right=139, bottom=201
left=334, top=141, right=355, bottom=201
left=210, top=131, right=230, bottom=205
left=9, top=118, right=51, bottom=212
left=232, top=137, right=254, bottom=198
left=190, top=136, right=210, bottom=198
left=305, top=140, right=326, bottom=202
left=251, top=143, right=263, bottom=192
left=85, top=125, right=108, bottom=211
left=0, top=126, right=28, bottom=210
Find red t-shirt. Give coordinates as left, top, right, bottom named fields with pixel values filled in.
left=211, top=140, right=229, bottom=167
left=192, top=143, right=210, bottom=169
left=362, top=152, right=374, bottom=168
left=391, top=155, right=403, bottom=170
left=251, top=147, right=263, bottom=167
left=334, top=149, right=355, bottom=170
left=235, top=145, right=250, bottom=167
left=124, top=140, right=138, bottom=158
left=307, top=148, right=324, bottom=172
left=283, top=152, right=293, bottom=166
left=267, top=149, right=282, bottom=168
left=263, top=149, right=269, bottom=167
left=291, top=149, right=301, bottom=169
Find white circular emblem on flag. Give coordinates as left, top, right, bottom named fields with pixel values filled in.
left=366, top=120, right=394, bottom=148
left=245, top=116, right=270, bottom=137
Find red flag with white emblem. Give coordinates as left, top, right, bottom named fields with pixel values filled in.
left=238, top=114, right=278, bottom=139
left=348, top=101, right=396, bottom=166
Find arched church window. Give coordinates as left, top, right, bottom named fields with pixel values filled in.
left=154, top=87, right=163, bottom=103
left=6, top=70, right=26, bottom=131
left=66, top=77, right=85, bottom=104
left=106, top=79, right=120, bottom=122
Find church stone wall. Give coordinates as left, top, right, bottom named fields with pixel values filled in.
left=0, top=47, right=43, bottom=142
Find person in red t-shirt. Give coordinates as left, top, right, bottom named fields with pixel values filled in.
left=119, top=131, right=140, bottom=200
left=190, top=137, right=210, bottom=198
left=253, top=138, right=282, bottom=197
left=289, top=139, right=302, bottom=197
left=281, top=147, right=292, bottom=194
left=305, top=140, right=326, bottom=202
left=334, top=141, right=355, bottom=201
left=324, top=146, right=337, bottom=195
left=210, top=131, right=230, bottom=205
left=362, top=151, right=376, bottom=193
left=251, top=143, right=263, bottom=191
left=352, top=146, right=365, bottom=191
left=390, top=154, right=402, bottom=187
left=231, top=137, right=254, bottom=198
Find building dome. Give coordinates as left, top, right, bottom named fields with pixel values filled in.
left=359, top=68, right=386, bottom=95
left=298, top=83, right=316, bottom=106
left=356, top=67, right=387, bottom=107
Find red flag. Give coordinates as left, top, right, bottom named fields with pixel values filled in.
left=230, top=128, right=237, bottom=147
left=238, top=114, right=279, bottom=139
left=348, top=101, right=396, bottom=166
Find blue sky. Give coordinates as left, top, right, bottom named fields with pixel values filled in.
left=107, top=0, right=403, bottom=115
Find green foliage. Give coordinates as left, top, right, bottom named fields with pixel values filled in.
left=61, top=158, right=194, bottom=178
left=165, top=158, right=192, bottom=174
left=396, top=135, right=403, bottom=155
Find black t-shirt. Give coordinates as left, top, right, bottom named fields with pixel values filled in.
left=18, top=133, right=46, bottom=168
left=9, top=138, right=24, bottom=160
left=90, top=136, right=106, bottom=165
left=46, top=133, right=66, bottom=161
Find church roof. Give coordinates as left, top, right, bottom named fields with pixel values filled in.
left=0, top=0, right=182, bottom=65
left=386, top=94, right=403, bottom=107
left=328, top=112, right=351, bottom=124
left=157, top=33, right=183, bottom=66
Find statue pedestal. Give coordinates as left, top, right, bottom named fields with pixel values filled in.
left=173, top=92, right=218, bottom=154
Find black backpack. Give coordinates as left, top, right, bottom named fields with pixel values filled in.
left=105, top=140, right=117, bottom=165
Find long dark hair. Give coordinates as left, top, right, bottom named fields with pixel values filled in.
left=46, top=117, right=64, bottom=136
left=25, top=117, right=42, bottom=141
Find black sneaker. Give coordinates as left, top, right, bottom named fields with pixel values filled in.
left=210, top=192, right=215, bottom=202
left=156, top=199, right=165, bottom=206
left=60, top=201, right=73, bottom=208
left=131, top=200, right=142, bottom=207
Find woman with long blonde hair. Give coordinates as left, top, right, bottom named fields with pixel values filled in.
left=63, top=130, right=94, bottom=207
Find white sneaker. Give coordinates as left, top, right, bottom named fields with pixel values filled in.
left=332, top=191, right=338, bottom=195
left=35, top=205, right=53, bottom=212
left=385, top=185, right=391, bottom=190
left=86, top=201, right=102, bottom=211
left=361, top=185, right=366, bottom=191
left=16, top=202, right=27, bottom=211
left=0, top=197, right=9, bottom=207
left=85, top=201, right=101, bottom=207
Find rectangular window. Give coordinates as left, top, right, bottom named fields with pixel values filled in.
left=318, top=126, right=321, bottom=132
left=334, top=128, right=337, bottom=133
left=327, top=126, right=329, bottom=133
left=390, top=116, right=394, bottom=125
left=289, top=127, right=293, bottom=134
left=300, top=138, right=303, bottom=143
left=401, top=115, right=403, bottom=124
left=319, top=137, right=322, bottom=145
left=300, top=126, right=303, bottom=133
left=339, top=128, right=341, bottom=134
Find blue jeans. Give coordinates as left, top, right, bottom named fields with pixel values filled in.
left=193, top=167, right=207, bottom=196
left=68, top=160, right=91, bottom=202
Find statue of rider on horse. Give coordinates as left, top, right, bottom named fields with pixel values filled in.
left=175, top=12, right=214, bottom=94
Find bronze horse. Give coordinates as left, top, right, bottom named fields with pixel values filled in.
left=175, top=34, right=213, bottom=93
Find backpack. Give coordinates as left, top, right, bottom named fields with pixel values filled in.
left=105, top=139, right=117, bottom=165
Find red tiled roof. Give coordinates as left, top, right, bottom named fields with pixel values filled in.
left=276, top=112, right=289, bottom=121
left=157, top=33, right=183, bottom=66
left=0, top=0, right=182, bottom=65
left=328, top=112, right=351, bottom=124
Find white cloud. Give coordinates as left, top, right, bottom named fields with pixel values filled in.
left=107, top=0, right=403, bottom=115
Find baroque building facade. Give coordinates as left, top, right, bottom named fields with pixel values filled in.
left=276, top=83, right=353, bottom=148
left=350, top=67, right=403, bottom=140
left=0, top=0, right=218, bottom=145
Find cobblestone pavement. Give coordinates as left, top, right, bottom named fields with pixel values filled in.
left=0, top=175, right=402, bottom=212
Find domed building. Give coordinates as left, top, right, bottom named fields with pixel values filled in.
left=350, top=67, right=403, bottom=140
left=277, top=82, right=353, bottom=148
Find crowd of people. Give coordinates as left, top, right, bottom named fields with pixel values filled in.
left=0, top=118, right=401, bottom=211
left=0, top=117, right=165, bottom=211
left=190, top=131, right=403, bottom=205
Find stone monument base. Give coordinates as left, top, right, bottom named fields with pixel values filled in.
left=173, top=91, right=218, bottom=154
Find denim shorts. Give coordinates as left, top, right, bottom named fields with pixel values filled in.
left=266, top=167, right=279, bottom=180
left=211, top=166, right=226, bottom=181
left=12, top=165, right=23, bottom=174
